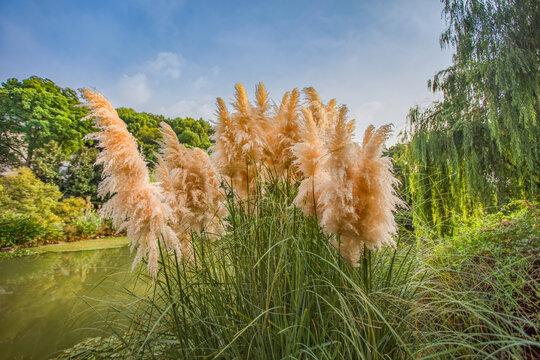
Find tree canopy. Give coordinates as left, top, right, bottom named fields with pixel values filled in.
left=0, top=76, right=93, bottom=169
left=116, top=107, right=213, bottom=162
left=1, top=76, right=215, bottom=206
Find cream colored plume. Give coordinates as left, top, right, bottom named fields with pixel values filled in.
left=155, top=122, right=227, bottom=258
left=210, top=83, right=270, bottom=200
left=303, top=87, right=337, bottom=131
left=293, top=103, right=403, bottom=266
left=291, top=108, right=328, bottom=217
left=265, top=88, right=302, bottom=179
left=81, top=89, right=179, bottom=277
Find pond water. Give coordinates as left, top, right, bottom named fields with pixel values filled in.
left=0, top=246, right=146, bottom=360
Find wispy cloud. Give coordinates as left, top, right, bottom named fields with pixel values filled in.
left=116, top=73, right=150, bottom=106
left=194, top=76, right=208, bottom=89
left=160, top=99, right=214, bottom=120
left=143, top=52, right=183, bottom=79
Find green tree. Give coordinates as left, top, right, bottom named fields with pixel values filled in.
left=116, top=107, right=214, bottom=162
left=166, top=117, right=213, bottom=149
left=178, top=129, right=201, bottom=148
left=0, top=76, right=93, bottom=169
left=62, top=145, right=102, bottom=203
left=401, top=0, right=539, bottom=235
left=32, top=141, right=66, bottom=185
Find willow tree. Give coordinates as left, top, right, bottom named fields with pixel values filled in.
left=401, top=0, right=539, bottom=235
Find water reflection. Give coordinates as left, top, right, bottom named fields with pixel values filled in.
left=0, top=247, right=146, bottom=360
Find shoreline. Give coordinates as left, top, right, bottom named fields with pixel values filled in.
left=0, top=237, right=129, bottom=257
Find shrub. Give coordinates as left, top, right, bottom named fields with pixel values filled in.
left=0, top=168, right=103, bottom=246
left=416, top=201, right=540, bottom=358
left=0, top=213, right=63, bottom=247
left=0, top=167, right=62, bottom=217
left=71, top=211, right=104, bottom=238
left=56, top=196, right=87, bottom=220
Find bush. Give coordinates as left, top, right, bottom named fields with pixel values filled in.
left=0, top=167, right=62, bottom=217
left=56, top=197, right=87, bottom=220
left=72, top=211, right=104, bottom=238
left=0, top=213, right=63, bottom=247
left=417, top=200, right=539, bottom=358
left=0, top=168, right=108, bottom=246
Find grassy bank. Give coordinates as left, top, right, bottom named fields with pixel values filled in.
left=32, top=237, right=129, bottom=253
left=0, top=237, right=129, bottom=258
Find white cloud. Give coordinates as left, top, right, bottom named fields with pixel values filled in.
left=144, top=52, right=183, bottom=79
left=160, top=99, right=214, bottom=120
left=350, top=101, right=384, bottom=125
left=198, top=103, right=214, bottom=120
left=116, top=73, right=150, bottom=106
left=161, top=99, right=195, bottom=117
left=194, top=76, right=208, bottom=89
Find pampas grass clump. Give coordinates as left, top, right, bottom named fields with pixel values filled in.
left=81, top=89, right=179, bottom=277
left=292, top=107, right=328, bottom=217
left=84, top=83, right=401, bottom=274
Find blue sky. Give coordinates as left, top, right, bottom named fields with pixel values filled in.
left=0, top=0, right=452, bottom=143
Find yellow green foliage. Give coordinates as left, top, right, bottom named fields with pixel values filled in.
left=0, top=167, right=62, bottom=219
left=0, top=168, right=89, bottom=246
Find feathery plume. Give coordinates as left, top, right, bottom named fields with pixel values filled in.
left=303, top=87, right=336, bottom=130
left=292, top=107, right=328, bottom=217
left=155, top=122, right=227, bottom=253
left=293, top=101, right=403, bottom=266
left=265, top=88, right=302, bottom=179
left=210, top=83, right=269, bottom=200
left=81, top=89, right=179, bottom=277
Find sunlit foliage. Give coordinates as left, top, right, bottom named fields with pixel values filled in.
left=401, top=0, right=539, bottom=234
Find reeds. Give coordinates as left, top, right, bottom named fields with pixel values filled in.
left=81, top=89, right=179, bottom=277
left=265, top=88, right=302, bottom=179
left=85, top=84, right=402, bottom=274
left=116, top=181, right=421, bottom=359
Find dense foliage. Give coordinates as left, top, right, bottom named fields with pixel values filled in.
left=401, top=0, right=539, bottom=235
left=0, top=76, right=93, bottom=169
left=0, top=77, right=215, bottom=209
left=0, top=168, right=116, bottom=247
left=116, top=107, right=213, bottom=162
left=0, top=168, right=98, bottom=244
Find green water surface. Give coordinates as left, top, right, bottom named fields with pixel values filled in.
left=0, top=246, right=144, bottom=359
